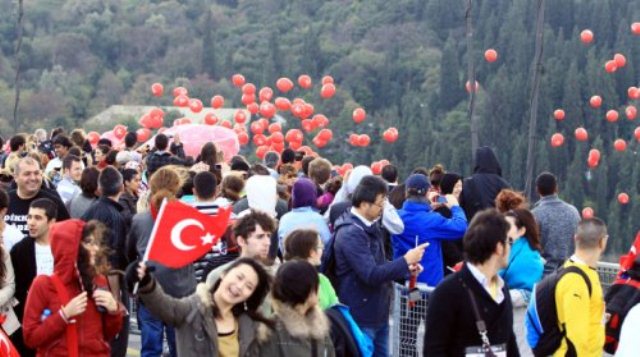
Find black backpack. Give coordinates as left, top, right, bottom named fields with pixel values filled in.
left=525, top=265, right=592, bottom=357
left=603, top=276, right=640, bottom=353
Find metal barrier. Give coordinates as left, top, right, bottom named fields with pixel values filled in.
left=390, top=262, right=620, bottom=357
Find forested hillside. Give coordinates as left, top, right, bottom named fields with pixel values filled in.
left=1, top=0, right=640, bottom=256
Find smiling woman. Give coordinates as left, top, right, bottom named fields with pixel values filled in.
left=128, top=257, right=273, bottom=357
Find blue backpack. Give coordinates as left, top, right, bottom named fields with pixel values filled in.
left=525, top=265, right=592, bottom=357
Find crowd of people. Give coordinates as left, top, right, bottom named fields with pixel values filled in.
left=0, top=128, right=636, bottom=357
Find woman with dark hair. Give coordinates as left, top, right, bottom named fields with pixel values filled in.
left=69, top=167, right=100, bottom=218
left=119, top=168, right=141, bottom=219
left=219, top=175, right=245, bottom=206
left=128, top=258, right=272, bottom=357
left=94, top=145, right=110, bottom=169
left=22, top=220, right=123, bottom=356
left=283, top=229, right=337, bottom=309
left=195, top=142, right=223, bottom=184
left=250, top=260, right=335, bottom=356
left=502, top=207, right=544, bottom=357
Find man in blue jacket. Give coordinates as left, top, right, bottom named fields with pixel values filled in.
left=333, top=175, right=427, bottom=357
left=392, top=173, right=468, bottom=355
left=393, top=173, right=468, bottom=287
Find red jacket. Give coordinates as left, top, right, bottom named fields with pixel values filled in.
left=22, top=219, right=123, bottom=356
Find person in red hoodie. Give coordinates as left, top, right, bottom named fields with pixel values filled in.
left=22, top=219, right=123, bottom=356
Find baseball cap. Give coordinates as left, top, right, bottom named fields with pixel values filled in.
left=405, top=174, right=430, bottom=195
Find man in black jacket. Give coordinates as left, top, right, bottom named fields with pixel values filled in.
left=10, top=198, right=57, bottom=357
left=424, top=208, right=519, bottom=356
left=145, top=133, right=189, bottom=177
left=82, top=166, right=129, bottom=357
left=460, top=146, right=511, bottom=220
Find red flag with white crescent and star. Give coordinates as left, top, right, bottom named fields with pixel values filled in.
left=145, top=199, right=232, bottom=269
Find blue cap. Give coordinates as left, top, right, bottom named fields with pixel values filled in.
left=405, top=174, right=430, bottom=195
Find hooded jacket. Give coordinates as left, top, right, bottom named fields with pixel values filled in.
left=332, top=211, right=409, bottom=326
left=248, top=300, right=335, bottom=357
left=22, top=220, right=123, bottom=356
left=460, top=147, right=511, bottom=219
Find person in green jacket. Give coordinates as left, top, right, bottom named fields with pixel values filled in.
left=283, top=229, right=339, bottom=309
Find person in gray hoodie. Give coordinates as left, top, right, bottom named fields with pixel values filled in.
left=531, top=171, right=580, bottom=273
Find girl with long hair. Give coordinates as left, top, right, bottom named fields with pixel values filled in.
left=22, top=220, right=123, bottom=356
left=128, top=257, right=272, bottom=356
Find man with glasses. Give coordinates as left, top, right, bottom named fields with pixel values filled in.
left=332, top=175, right=427, bottom=357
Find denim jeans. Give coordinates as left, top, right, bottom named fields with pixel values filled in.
left=361, top=324, right=390, bottom=357
left=137, top=302, right=177, bottom=357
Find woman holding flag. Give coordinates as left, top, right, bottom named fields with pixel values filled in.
left=127, top=257, right=272, bottom=357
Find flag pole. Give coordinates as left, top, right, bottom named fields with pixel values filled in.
left=133, top=198, right=168, bottom=295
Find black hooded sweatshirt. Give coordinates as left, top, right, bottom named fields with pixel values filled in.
left=460, top=146, right=511, bottom=220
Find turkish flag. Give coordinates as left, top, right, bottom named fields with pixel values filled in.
left=145, top=200, right=232, bottom=268
left=619, top=231, right=640, bottom=277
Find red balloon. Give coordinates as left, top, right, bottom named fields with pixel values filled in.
left=484, top=49, right=498, bottom=63
left=138, top=114, right=152, bottom=129
left=151, top=83, right=164, bottom=97
left=606, top=110, right=619, bottom=122
left=289, top=141, right=302, bottom=150
left=136, top=128, right=151, bottom=143
left=270, top=132, right=284, bottom=144
left=234, top=110, right=248, bottom=124
left=285, top=129, right=304, bottom=143
left=87, top=131, right=100, bottom=147
left=211, top=95, right=224, bottom=109
left=259, top=101, right=276, bottom=118
left=301, top=119, right=314, bottom=133
left=465, top=80, right=480, bottom=93
left=253, top=134, right=267, bottom=147
left=255, top=145, right=269, bottom=159
left=589, top=148, right=601, bottom=161
left=275, top=97, right=291, bottom=111
left=320, top=84, right=336, bottom=99
left=312, top=137, right=328, bottom=149
left=349, top=133, right=359, bottom=146
left=242, top=83, right=256, bottom=95
left=312, top=114, right=329, bottom=128
left=587, top=156, right=599, bottom=168
left=628, top=87, right=640, bottom=100
left=113, top=125, right=127, bottom=140
left=574, top=127, right=588, bottom=142
left=550, top=133, right=564, bottom=147
left=553, top=109, right=565, bottom=121
left=232, top=74, right=245, bottom=87
left=237, top=132, right=249, bottom=146
left=268, top=123, right=282, bottom=134
left=633, top=23, right=640, bottom=36
left=259, top=87, right=274, bottom=103
left=383, top=129, right=399, bottom=143
left=258, top=118, right=269, bottom=129
left=353, top=108, right=366, bottom=124
left=618, top=193, right=630, bottom=205
left=321, top=75, right=334, bottom=85
left=589, top=95, right=602, bottom=108
left=582, top=207, right=594, bottom=219
left=246, top=102, right=260, bottom=115
left=371, top=161, right=383, bottom=175
left=220, top=120, right=232, bottom=129
left=626, top=106, right=637, bottom=120
left=204, top=113, right=218, bottom=126
left=271, top=142, right=285, bottom=153
left=380, top=159, right=390, bottom=167
left=635, top=127, right=640, bottom=141
left=605, top=60, right=618, bottom=73
left=614, top=139, right=627, bottom=151
left=298, top=75, right=312, bottom=89
left=302, top=103, right=315, bottom=119
left=172, top=86, right=188, bottom=97
left=580, top=29, right=594, bottom=44
left=317, top=129, right=333, bottom=141
left=189, top=98, right=203, bottom=113
left=241, top=93, right=256, bottom=106
left=250, top=121, right=264, bottom=135
left=276, top=78, right=294, bottom=93
left=358, top=134, right=371, bottom=147
left=291, top=103, right=305, bottom=118
left=173, top=95, right=189, bottom=107
left=614, top=53, right=627, bottom=68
